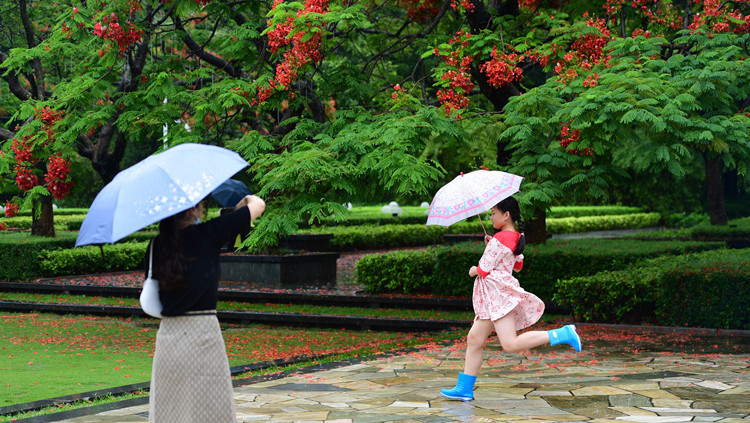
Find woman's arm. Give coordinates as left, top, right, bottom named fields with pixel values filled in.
left=235, top=195, right=266, bottom=221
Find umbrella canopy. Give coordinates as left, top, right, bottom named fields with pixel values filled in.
left=426, top=170, right=523, bottom=228
left=76, top=143, right=248, bottom=247
left=211, top=179, right=253, bottom=208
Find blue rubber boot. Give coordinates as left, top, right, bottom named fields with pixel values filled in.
left=548, top=324, right=582, bottom=352
left=441, top=372, right=476, bottom=401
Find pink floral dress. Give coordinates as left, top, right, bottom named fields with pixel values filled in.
left=472, top=231, right=545, bottom=330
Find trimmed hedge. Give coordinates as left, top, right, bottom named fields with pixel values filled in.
left=298, top=205, right=646, bottom=228
left=39, top=241, right=149, bottom=277
left=15, top=208, right=89, bottom=216
left=355, top=239, right=725, bottom=300
left=1, top=214, right=88, bottom=231
left=689, top=216, right=750, bottom=239
left=554, top=248, right=750, bottom=329
left=0, top=231, right=156, bottom=281
left=0, top=231, right=78, bottom=281
left=546, top=205, right=642, bottom=218
left=304, top=213, right=662, bottom=251
left=546, top=213, right=660, bottom=234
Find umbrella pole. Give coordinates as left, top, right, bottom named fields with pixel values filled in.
left=478, top=215, right=488, bottom=236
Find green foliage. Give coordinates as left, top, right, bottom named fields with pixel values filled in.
left=356, top=238, right=724, bottom=298
left=545, top=213, right=661, bottom=234
left=0, top=232, right=77, bottom=281
left=688, top=216, right=750, bottom=238
left=501, top=28, right=750, bottom=218
left=1, top=214, right=86, bottom=231
left=0, top=231, right=154, bottom=281
left=301, top=212, right=661, bottom=250
left=656, top=250, right=750, bottom=329
left=546, top=205, right=643, bottom=218
left=240, top=107, right=465, bottom=251
left=38, top=241, right=148, bottom=277
left=554, top=248, right=750, bottom=329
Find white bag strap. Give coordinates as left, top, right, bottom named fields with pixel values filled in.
left=147, top=241, right=154, bottom=279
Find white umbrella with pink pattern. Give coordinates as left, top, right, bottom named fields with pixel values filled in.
left=426, top=169, right=523, bottom=234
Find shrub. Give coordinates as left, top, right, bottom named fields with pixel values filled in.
left=655, top=249, right=750, bottom=329
left=0, top=231, right=156, bottom=281
left=0, top=214, right=88, bottom=231
left=0, top=231, right=78, bottom=280
left=299, top=205, right=645, bottom=228
left=356, top=238, right=724, bottom=299
left=356, top=248, right=435, bottom=293
left=545, top=213, right=661, bottom=234
left=303, top=213, right=663, bottom=251
left=688, top=216, right=750, bottom=239
left=38, top=241, right=149, bottom=277
left=308, top=224, right=446, bottom=250
left=554, top=249, right=750, bottom=330
left=546, top=205, right=643, bottom=218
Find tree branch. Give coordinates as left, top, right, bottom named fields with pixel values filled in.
left=363, top=0, right=451, bottom=82
left=0, top=51, right=31, bottom=101
left=19, top=0, right=45, bottom=99
left=174, top=16, right=240, bottom=77
left=0, top=127, right=15, bottom=141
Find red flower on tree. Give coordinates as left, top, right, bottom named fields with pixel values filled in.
left=256, top=0, right=330, bottom=105
left=4, top=202, right=19, bottom=218
left=45, top=154, right=74, bottom=200
left=560, top=123, right=594, bottom=156
left=92, top=13, right=143, bottom=53
left=479, top=47, right=524, bottom=89
left=434, top=30, right=474, bottom=118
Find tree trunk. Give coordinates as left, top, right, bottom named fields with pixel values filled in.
left=525, top=207, right=547, bottom=244
left=705, top=154, right=728, bottom=225
left=31, top=195, right=55, bottom=237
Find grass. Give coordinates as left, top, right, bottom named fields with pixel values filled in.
left=0, top=292, right=475, bottom=320
left=0, top=312, right=462, bottom=409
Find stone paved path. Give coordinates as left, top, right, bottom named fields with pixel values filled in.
left=55, top=325, right=750, bottom=423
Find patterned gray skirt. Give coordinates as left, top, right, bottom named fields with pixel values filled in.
left=149, top=312, right=235, bottom=423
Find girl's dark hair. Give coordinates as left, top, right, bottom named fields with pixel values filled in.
left=495, top=196, right=525, bottom=255
left=153, top=210, right=190, bottom=291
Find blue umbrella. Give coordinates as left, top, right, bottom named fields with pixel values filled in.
left=211, top=179, right=253, bottom=208
left=76, top=143, right=248, bottom=247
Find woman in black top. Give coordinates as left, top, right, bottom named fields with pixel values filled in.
left=147, top=194, right=265, bottom=423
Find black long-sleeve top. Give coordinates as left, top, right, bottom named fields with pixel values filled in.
left=145, top=206, right=251, bottom=316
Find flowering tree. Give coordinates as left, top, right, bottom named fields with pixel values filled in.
left=1, top=0, right=748, bottom=242
left=500, top=1, right=750, bottom=237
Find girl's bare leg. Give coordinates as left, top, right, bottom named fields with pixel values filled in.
left=492, top=311, right=550, bottom=354
left=463, top=319, right=495, bottom=376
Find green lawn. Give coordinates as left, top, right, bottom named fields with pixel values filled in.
left=1, top=312, right=460, bottom=408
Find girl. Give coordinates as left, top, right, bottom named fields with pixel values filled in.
left=441, top=196, right=581, bottom=402
left=147, top=194, right=266, bottom=422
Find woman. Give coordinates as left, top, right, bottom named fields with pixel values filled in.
left=146, top=194, right=266, bottom=422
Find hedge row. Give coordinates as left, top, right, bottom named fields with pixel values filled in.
left=297, top=205, right=647, bottom=228
left=0, top=213, right=660, bottom=280
left=1, top=214, right=87, bottom=231
left=304, top=213, right=662, bottom=251
left=355, top=239, right=725, bottom=300
left=554, top=248, right=750, bottom=330
left=38, top=241, right=149, bottom=277
left=0, top=231, right=155, bottom=281
left=689, top=216, right=750, bottom=238
left=546, top=205, right=643, bottom=218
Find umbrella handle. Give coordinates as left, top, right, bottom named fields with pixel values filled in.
left=478, top=215, right=488, bottom=237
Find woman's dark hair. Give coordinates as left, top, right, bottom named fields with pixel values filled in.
left=495, top=196, right=525, bottom=255
left=153, top=209, right=190, bottom=291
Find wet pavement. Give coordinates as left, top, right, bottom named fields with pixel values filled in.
left=54, top=324, right=750, bottom=423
